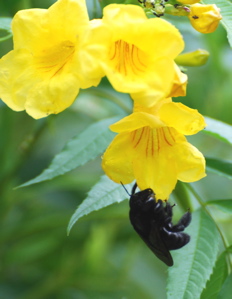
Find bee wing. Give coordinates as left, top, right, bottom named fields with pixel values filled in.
left=132, top=219, right=173, bottom=267
left=147, top=221, right=173, bottom=266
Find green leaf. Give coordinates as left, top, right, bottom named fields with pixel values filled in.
left=17, top=117, right=119, bottom=188
left=173, top=181, right=194, bottom=211
left=67, top=175, right=133, bottom=234
left=218, top=272, right=232, bottom=299
left=0, top=17, right=12, bottom=42
left=228, top=245, right=232, bottom=252
left=167, top=209, right=220, bottom=299
left=202, top=117, right=232, bottom=145
left=206, top=157, right=232, bottom=180
left=205, top=199, right=232, bottom=214
left=200, top=251, right=228, bottom=299
left=202, top=0, right=232, bottom=47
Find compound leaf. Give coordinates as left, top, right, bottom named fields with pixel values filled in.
left=17, top=117, right=118, bottom=188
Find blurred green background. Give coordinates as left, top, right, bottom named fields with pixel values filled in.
left=0, top=1, right=231, bottom=298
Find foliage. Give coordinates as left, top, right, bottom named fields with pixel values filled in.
left=0, top=0, right=232, bottom=298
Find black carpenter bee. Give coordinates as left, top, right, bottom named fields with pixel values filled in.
left=125, top=183, right=191, bottom=266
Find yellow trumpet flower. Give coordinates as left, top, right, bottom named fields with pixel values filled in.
left=102, top=99, right=206, bottom=199
left=0, top=0, right=103, bottom=119
left=85, top=4, right=185, bottom=106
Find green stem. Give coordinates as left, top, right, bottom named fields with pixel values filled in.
left=164, top=4, right=190, bottom=16
left=18, top=0, right=32, bottom=9
left=174, top=181, right=194, bottom=211
left=186, top=183, right=232, bottom=273
left=0, top=119, right=48, bottom=197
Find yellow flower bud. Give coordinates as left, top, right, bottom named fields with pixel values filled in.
left=188, top=4, right=222, bottom=34
left=177, top=0, right=200, bottom=4
left=175, top=49, right=210, bottom=66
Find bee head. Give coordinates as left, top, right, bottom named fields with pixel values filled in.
left=129, top=187, right=156, bottom=210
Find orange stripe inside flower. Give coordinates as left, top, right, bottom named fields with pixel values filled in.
left=109, top=40, right=147, bottom=76
left=131, top=127, right=176, bottom=157
left=35, top=40, right=75, bottom=78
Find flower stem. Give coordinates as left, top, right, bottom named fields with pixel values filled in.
left=0, top=119, right=47, bottom=198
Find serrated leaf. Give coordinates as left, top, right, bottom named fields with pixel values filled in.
left=0, top=17, right=12, bottom=42
left=167, top=209, right=220, bottom=299
left=200, top=251, right=228, bottom=299
left=202, top=0, right=232, bottom=47
left=202, top=117, right=232, bottom=145
left=205, top=199, right=232, bottom=214
left=206, top=157, right=232, bottom=180
left=218, top=272, right=232, bottom=299
left=68, top=175, right=134, bottom=234
left=17, top=117, right=119, bottom=188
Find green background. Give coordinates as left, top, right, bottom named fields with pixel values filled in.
left=0, top=1, right=231, bottom=298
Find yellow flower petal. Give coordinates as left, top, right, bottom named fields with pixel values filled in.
left=0, top=49, right=32, bottom=111
left=174, top=142, right=206, bottom=182
left=168, top=64, right=187, bottom=98
left=110, top=112, right=164, bottom=133
left=130, top=60, right=188, bottom=107
left=138, top=18, right=185, bottom=59
left=130, top=59, right=176, bottom=106
left=158, top=102, right=206, bottom=135
left=134, top=153, right=178, bottom=200
left=77, top=19, right=106, bottom=85
left=103, top=3, right=147, bottom=24
left=102, top=133, right=135, bottom=184
left=131, top=128, right=180, bottom=199
left=25, top=73, right=80, bottom=119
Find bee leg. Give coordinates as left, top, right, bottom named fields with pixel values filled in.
left=171, top=210, right=192, bottom=232
left=161, top=228, right=190, bottom=250
left=154, top=200, right=172, bottom=226
left=163, top=201, right=175, bottom=229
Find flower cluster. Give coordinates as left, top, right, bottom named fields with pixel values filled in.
left=0, top=0, right=208, bottom=199
left=140, top=0, right=222, bottom=34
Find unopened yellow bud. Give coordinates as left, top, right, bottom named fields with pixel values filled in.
left=188, top=4, right=222, bottom=34
left=178, top=0, right=200, bottom=4
left=175, top=49, right=210, bottom=66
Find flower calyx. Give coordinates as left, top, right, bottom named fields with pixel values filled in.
left=138, top=0, right=167, bottom=17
